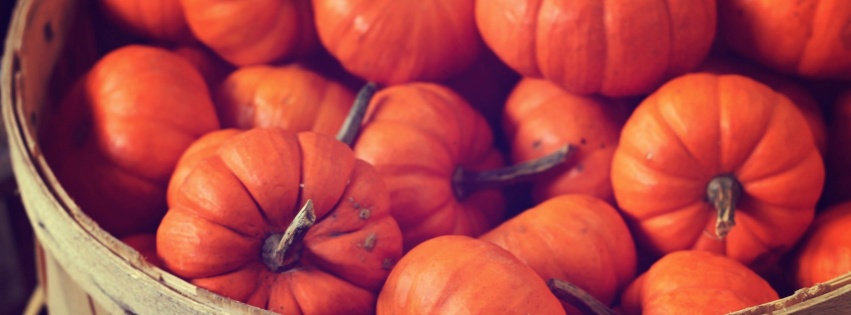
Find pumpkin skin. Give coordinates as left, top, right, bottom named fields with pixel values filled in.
left=696, top=55, right=828, bottom=155
left=158, top=128, right=403, bottom=314
left=312, top=0, right=482, bottom=85
left=377, top=235, right=566, bottom=315
left=479, top=194, right=636, bottom=311
left=620, top=250, right=779, bottom=315
left=96, top=0, right=193, bottom=42
left=718, top=0, right=851, bottom=79
left=180, top=0, right=317, bottom=66
left=611, top=73, right=824, bottom=271
left=214, top=65, right=355, bottom=136
left=475, top=0, right=716, bottom=97
left=502, top=78, right=630, bottom=204
left=41, top=45, right=220, bottom=236
left=792, top=201, right=851, bottom=288
left=352, top=83, right=505, bottom=251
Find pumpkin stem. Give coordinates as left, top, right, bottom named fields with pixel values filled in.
left=452, top=144, right=573, bottom=200
left=706, top=175, right=742, bottom=239
left=262, top=199, right=316, bottom=272
left=336, top=82, right=377, bottom=147
left=547, top=278, right=618, bottom=315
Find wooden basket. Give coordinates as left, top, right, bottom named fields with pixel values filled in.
left=2, top=0, right=851, bottom=314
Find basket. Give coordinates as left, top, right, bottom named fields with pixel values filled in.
left=2, top=0, right=851, bottom=314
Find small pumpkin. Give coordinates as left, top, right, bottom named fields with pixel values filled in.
left=312, top=0, right=482, bottom=85
left=376, top=235, right=566, bottom=314
left=620, top=250, right=779, bottom=315
left=96, top=0, right=194, bottom=43
left=158, top=127, right=403, bottom=314
left=792, top=200, right=851, bottom=288
left=475, top=0, right=716, bottom=97
left=180, top=0, right=317, bottom=66
left=352, top=83, right=506, bottom=250
left=214, top=64, right=355, bottom=136
left=479, top=194, right=637, bottom=312
left=502, top=78, right=630, bottom=203
left=611, top=72, right=824, bottom=271
left=718, top=0, right=851, bottom=79
left=41, top=45, right=220, bottom=236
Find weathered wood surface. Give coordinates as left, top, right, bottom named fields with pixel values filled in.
left=3, top=0, right=851, bottom=314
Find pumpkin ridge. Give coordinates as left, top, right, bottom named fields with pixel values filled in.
left=648, top=101, right=715, bottom=177
left=737, top=151, right=821, bottom=198
left=530, top=0, right=546, bottom=77
left=595, top=0, right=609, bottom=92
left=660, top=0, right=675, bottom=78
left=795, top=1, right=820, bottom=74
left=722, top=80, right=779, bottom=176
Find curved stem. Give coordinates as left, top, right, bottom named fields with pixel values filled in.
left=452, top=144, right=573, bottom=200
left=706, top=175, right=742, bottom=239
left=336, top=82, right=377, bottom=147
left=547, top=278, right=618, bottom=315
left=262, top=200, right=316, bottom=272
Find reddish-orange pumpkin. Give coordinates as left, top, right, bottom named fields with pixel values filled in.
left=352, top=83, right=505, bottom=250
left=480, top=194, right=636, bottom=312
left=312, top=0, right=482, bottom=85
left=792, top=201, right=851, bottom=288
left=696, top=55, right=828, bottom=154
left=158, top=128, right=403, bottom=314
left=214, top=65, right=355, bottom=136
left=377, top=235, right=566, bottom=314
left=620, top=250, right=779, bottom=315
left=476, top=0, right=716, bottom=97
left=718, top=0, right=851, bottom=79
left=611, top=73, right=824, bottom=271
left=502, top=78, right=630, bottom=203
left=96, top=0, right=194, bottom=42
left=180, top=0, right=317, bottom=66
left=41, top=45, right=220, bottom=236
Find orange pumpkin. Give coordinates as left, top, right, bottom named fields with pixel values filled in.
left=503, top=78, right=630, bottom=203
left=479, top=195, right=636, bottom=312
left=96, top=0, right=194, bottom=42
left=41, top=45, right=220, bottom=236
left=792, top=201, right=851, bottom=288
left=476, top=0, right=716, bottom=97
left=696, top=55, right=828, bottom=155
left=620, top=250, right=779, bottom=315
left=214, top=64, right=355, bottom=136
left=352, top=83, right=506, bottom=250
left=158, top=128, right=403, bottom=314
left=180, top=0, right=317, bottom=66
left=312, top=0, right=482, bottom=85
left=611, top=73, right=824, bottom=271
left=718, top=0, right=851, bottom=79
left=377, top=235, right=566, bottom=314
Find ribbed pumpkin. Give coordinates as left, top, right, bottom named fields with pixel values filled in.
left=377, top=235, right=566, bottom=314
left=214, top=64, right=355, bottom=136
left=312, top=0, right=482, bottom=85
left=620, top=250, right=779, bottom=315
left=41, top=45, right=220, bottom=236
left=158, top=128, right=403, bottom=314
left=480, top=195, right=636, bottom=312
left=503, top=78, right=630, bottom=203
left=611, top=73, right=824, bottom=271
left=718, top=0, right=851, bottom=79
left=792, top=201, right=851, bottom=288
left=352, top=83, right=506, bottom=250
left=476, top=0, right=717, bottom=97
left=180, top=0, right=317, bottom=66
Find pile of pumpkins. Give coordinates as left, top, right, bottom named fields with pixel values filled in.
left=37, top=0, right=851, bottom=314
